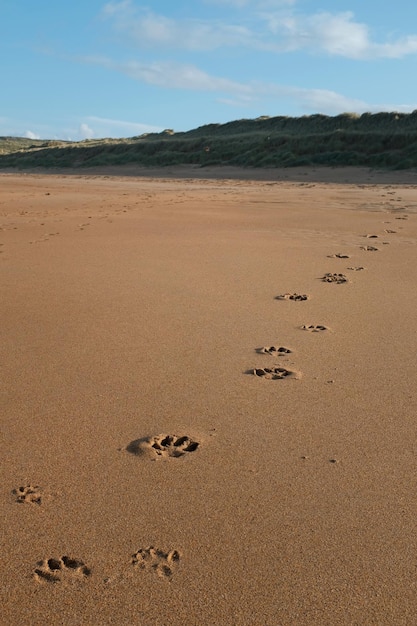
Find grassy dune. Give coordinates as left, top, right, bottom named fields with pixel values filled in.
left=2, top=111, right=417, bottom=170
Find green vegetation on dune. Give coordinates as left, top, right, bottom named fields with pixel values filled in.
left=2, top=112, right=417, bottom=170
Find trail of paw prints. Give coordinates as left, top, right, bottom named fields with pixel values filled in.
left=257, top=346, right=292, bottom=356
left=126, top=434, right=200, bottom=459
left=12, top=484, right=42, bottom=505
left=29, top=232, right=60, bottom=244
left=300, top=324, right=329, bottom=332
left=252, top=366, right=300, bottom=380
left=34, top=556, right=91, bottom=584
left=276, top=293, right=310, bottom=301
left=321, top=273, right=348, bottom=284
left=364, top=234, right=390, bottom=246
left=131, top=546, right=181, bottom=580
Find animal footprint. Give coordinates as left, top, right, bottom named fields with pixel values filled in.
left=276, top=293, right=309, bottom=301
left=12, top=485, right=42, bottom=505
left=321, top=273, right=348, bottom=284
left=131, top=547, right=180, bottom=579
left=360, top=245, right=378, bottom=251
left=347, top=266, right=365, bottom=271
left=34, top=556, right=91, bottom=584
left=301, top=324, right=328, bottom=332
left=327, top=253, right=350, bottom=258
left=384, top=229, right=397, bottom=233
left=127, top=434, right=199, bottom=459
left=258, top=346, right=292, bottom=356
left=364, top=234, right=379, bottom=238
left=253, top=367, right=299, bottom=380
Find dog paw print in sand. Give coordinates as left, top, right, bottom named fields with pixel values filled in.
left=327, top=253, right=350, bottom=259
left=34, top=556, right=91, bottom=584
left=253, top=366, right=300, bottom=380
left=321, top=273, right=348, bottom=284
left=276, top=293, right=309, bottom=301
left=258, top=346, right=292, bottom=356
left=364, top=234, right=379, bottom=239
left=300, top=324, right=329, bottom=332
left=131, top=547, right=181, bottom=580
left=384, top=229, right=397, bottom=234
left=127, top=434, right=199, bottom=459
left=12, top=484, right=42, bottom=505
left=347, top=266, right=365, bottom=271
left=360, top=245, right=379, bottom=251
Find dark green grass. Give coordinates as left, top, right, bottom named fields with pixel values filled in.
left=2, top=111, right=417, bottom=170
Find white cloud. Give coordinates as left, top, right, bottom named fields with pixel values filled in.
left=24, top=130, right=41, bottom=139
left=262, top=10, right=417, bottom=59
left=102, top=3, right=257, bottom=51
left=79, top=123, right=94, bottom=139
left=102, top=1, right=417, bottom=59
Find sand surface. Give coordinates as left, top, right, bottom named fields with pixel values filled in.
left=1, top=166, right=417, bottom=625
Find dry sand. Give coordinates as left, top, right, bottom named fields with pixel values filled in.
left=1, top=166, right=417, bottom=625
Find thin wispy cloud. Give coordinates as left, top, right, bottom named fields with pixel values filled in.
left=85, top=116, right=163, bottom=134
left=82, top=55, right=415, bottom=116
left=83, top=56, right=252, bottom=93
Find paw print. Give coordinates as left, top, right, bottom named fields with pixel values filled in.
left=34, top=556, right=91, bottom=583
left=132, top=546, right=181, bottom=579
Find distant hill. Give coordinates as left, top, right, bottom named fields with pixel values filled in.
left=2, top=112, right=417, bottom=170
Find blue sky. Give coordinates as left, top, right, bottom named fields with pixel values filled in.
left=2, top=0, right=417, bottom=140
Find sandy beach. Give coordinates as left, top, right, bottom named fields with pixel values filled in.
left=1, top=166, right=417, bottom=625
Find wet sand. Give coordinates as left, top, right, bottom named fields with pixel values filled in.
left=1, top=167, right=417, bottom=625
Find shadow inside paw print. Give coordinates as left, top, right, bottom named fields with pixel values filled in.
left=253, top=367, right=299, bottom=380
left=258, top=346, right=292, bottom=356
left=321, top=273, right=348, bottom=284
left=34, top=556, right=91, bottom=584
left=132, top=546, right=181, bottom=579
left=301, top=324, right=328, bottom=332
left=276, top=292, right=309, bottom=301
left=327, top=253, right=350, bottom=258
left=127, top=434, right=199, bottom=459
left=13, top=485, right=42, bottom=505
